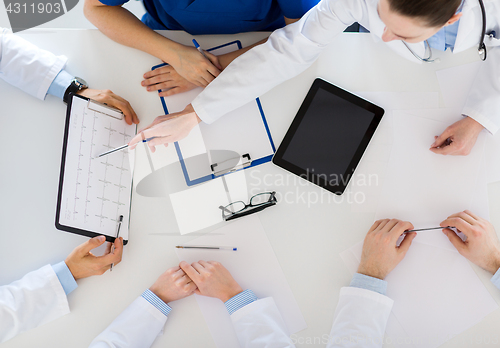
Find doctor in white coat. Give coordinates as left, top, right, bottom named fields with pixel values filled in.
left=128, top=0, right=500, bottom=157
left=0, top=236, right=123, bottom=344
left=325, top=211, right=500, bottom=347
left=0, top=28, right=139, bottom=125
left=89, top=260, right=296, bottom=347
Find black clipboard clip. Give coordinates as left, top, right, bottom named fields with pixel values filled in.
left=211, top=153, right=251, bottom=177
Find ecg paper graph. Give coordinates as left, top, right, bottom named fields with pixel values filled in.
left=59, top=97, right=135, bottom=239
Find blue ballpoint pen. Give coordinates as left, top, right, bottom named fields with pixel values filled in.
left=192, top=39, right=210, bottom=61
left=97, top=137, right=156, bottom=158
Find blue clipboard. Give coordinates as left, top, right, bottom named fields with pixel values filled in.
left=151, top=40, right=275, bottom=186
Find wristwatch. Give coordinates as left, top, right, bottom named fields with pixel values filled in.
left=63, top=77, right=88, bottom=104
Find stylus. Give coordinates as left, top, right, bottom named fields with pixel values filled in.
left=404, top=226, right=452, bottom=233
left=176, top=245, right=238, bottom=251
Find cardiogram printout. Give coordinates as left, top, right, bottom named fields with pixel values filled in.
left=56, top=95, right=136, bottom=241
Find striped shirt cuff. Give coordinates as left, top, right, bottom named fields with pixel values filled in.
left=141, top=289, right=172, bottom=317
left=224, top=289, right=258, bottom=315
left=350, top=273, right=388, bottom=296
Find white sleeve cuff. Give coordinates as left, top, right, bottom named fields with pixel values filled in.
left=461, top=109, right=499, bottom=134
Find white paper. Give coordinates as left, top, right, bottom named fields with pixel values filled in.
left=485, top=133, right=500, bottom=184
left=58, top=96, right=135, bottom=239
left=375, top=111, right=485, bottom=248
left=435, top=62, right=500, bottom=184
left=340, top=240, right=498, bottom=348
left=169, top=178, right=229, bottom=234
left=357, top=91, right=440, bottom=112
left=470, top=156, right=490, bottom=221
left=349, top=92, right=440, bottom=213
left=435, top=61, right=482, bottom=110
left=175, top=216, right=306, bottom=348
left=169, top=169, right=249, bottom=234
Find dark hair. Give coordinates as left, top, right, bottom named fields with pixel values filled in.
left=387, top=0, right=462, bottom=27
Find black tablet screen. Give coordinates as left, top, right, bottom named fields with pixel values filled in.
left=281, top=88, right=375, bottom=183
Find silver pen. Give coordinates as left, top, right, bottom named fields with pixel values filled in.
left=98, top=137, right=156, bottom=158
left=110, top=215, right=123, bottom=271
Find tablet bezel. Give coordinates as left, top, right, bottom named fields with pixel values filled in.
left=272, top=78, right=384, bottom=195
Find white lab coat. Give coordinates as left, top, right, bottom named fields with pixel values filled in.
left=325, top=287, right=393, bottom=348
left=89, top=297, right=296, bottom=348
left=0, top=265, right=70, bottom=343
left=192, top=0, right=500, bottom=133
left=0, top=28, right=67, bottom=99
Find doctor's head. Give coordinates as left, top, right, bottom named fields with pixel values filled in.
left=378, top=0, right=462, bottom=43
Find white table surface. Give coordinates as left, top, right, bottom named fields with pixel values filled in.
left=1, top=29, right=500, bottom=348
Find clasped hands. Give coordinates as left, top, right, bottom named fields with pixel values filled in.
left=149, top=261, right=243, bottom=304
left=141, top=45, right=222, bottom=97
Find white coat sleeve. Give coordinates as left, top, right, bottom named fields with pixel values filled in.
left=325, top=287, right=393, bottom=348
left=0, top=265, right=70, bottom=343
left=191, top=0, right=367, bottom=124
left=0, top=27, right=67, bottom=100
left=230, top=297, right=296, bottom=348
left=89, top=297, right=168, bottom=348
left=462, top=47, right=500, bottom=134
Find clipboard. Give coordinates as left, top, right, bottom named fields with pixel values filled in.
left=55, top=94, right=136, bottom=244
left=152, top=40, right=276, bottom=186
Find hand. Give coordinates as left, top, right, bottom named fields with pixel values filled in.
left=149, top=266, right=198, bottom=303
left=77, top=88, right=139, bottom=125
left=169, top=45, right=222, bottom=87
left=65, top=236, right=123, bottom=280
left=357, top=219, right=416, bottom=280
left=142, top=65, right=198, bottom=97
left=440, top=210, right=500, bottom=274
left=429, top=117, right=484, bottom=156
left=128, top=104, right=200, bottom=152
left=180, top=260, right=243, bottom=302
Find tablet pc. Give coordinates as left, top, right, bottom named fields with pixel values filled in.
left=272, top=78, right=384, bottom=195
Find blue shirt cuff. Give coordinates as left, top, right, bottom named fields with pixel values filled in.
left=491, top=268, right=500, bottom=290
left=51, top=261, right=78, bottom=295
left=47, top=70, right=74, bottom=100
left=224, top=289, right=258, bottom=315
left=142, top=289, right=172, bottom=317
left=349, top=273, right=388, bottom=296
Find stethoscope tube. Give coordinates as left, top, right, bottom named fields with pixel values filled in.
left=478, top=0, right=487, bottom=60
left=404, top=0, right=487, bottom=62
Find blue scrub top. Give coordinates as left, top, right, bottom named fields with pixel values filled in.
left=99, top=0, right=319, bottom=33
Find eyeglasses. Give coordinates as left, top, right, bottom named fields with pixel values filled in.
left=219, top=191, right=277, bottom=221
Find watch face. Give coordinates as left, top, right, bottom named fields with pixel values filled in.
left=74, top=77, right=88, bottom=89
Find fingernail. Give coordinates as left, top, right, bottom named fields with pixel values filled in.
left=97, top=236, right=106, bottom=242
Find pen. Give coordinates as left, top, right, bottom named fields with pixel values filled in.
left=98, top=137, right=156, bottom=158
left=192, top=39, right=210, bottom=61
left=176, top=245, right=237, bottom=251
left=110, top=215, right=123, bottom=271
left=404, top=226, right=452, bottom=233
